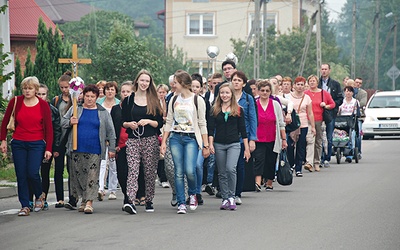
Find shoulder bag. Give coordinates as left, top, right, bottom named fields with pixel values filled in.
left=285, top=94, right=304, bottom=133
left=322, top=90, right=333, bottom=124
left=7, top=97, right=17, bottom=132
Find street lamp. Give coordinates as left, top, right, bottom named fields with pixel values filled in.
left=225, top=52, right=238, bottom=64
left=206, top=46, right=219, bottom=76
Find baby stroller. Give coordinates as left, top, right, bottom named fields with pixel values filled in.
left=332, top=114, right=360, bottom=164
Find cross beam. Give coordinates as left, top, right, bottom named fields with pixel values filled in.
left=58, top=44, right=91, bottom=77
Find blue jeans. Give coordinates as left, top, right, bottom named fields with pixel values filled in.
left=235, top=143, right=245, bottom=197
left=356, top=120, right=362, bottom=154
left=11, top=139, right=45, bottom=208
left=287, top=127, right=308, bottom=173
left=196, top=149, right=205, bottom=194
left=169, top=133, right=198, bottom=206
left=346, top=130, right=357, bottom=160
left=322, top=118, right=335, bottom=162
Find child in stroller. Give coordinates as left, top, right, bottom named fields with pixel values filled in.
left=334, top=86, right=360, bottom=164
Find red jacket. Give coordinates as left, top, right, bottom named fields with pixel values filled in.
left=1, top=95, right=53, bottom=152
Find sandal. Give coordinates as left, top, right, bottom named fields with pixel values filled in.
left=55, top=201, right=64, bottom=208
left=97, top=191, right=105, bottom=201
left=34, top=194, right=44, bottom=212
left=78, top=202, right=87, bottom=212
left=18, top=207, right=30, bottom=216
left=255, top=183, right=262, bottom=192
left=134, top=199, right=140, bottom=206
left=139, top=197, right=146, bottom=206
left=84, top=204, right=93, bottom=214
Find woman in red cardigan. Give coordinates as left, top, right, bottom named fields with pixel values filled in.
left=0, top=76, right=53, bottom=216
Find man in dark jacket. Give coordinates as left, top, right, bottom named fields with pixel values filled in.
left=318, top=63, right=343, bottom=167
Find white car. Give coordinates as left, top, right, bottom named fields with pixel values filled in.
left=363, top=90, right=400, bottom=139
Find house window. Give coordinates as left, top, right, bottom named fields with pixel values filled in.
left=187, top=13, right=214, bottom=36
left=249, top=13, right=277, bottom=33
left=188, top=61, right=205, bottom=76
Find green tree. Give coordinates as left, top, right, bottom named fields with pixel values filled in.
left=24, top=48, right=35, bottom=77
left=60, top=10, right=135, bottom=50
left=33, top=18, right=69, bottom=98
left=335, top=0, right=399, bottom=90
left=14, top=58, right=23, bottom=96
left=87, top=10, right=98, bottom=55
left=141, top=36, right=191, bottom=82
left=89, top=21, right=163, bottom=83
left=77, top=0, right=164, bottom=40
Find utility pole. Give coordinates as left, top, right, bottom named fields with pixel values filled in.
left=299, top=11, right=318, bottom=76
left=351, top=1, right=356, bottom=79
left=316, top=0, right=323, bottom=78
left=262, top=0, right=267, bottom=62
left=254, top=0, right=261, bottom=79
left=392, top=15, right=397, bottom=90
left=374, top=0, right=380, bottom=89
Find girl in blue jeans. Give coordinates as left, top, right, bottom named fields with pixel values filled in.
left=208, top=83, right=250, bottom=211
left=161, top=70, right=209, bottom=214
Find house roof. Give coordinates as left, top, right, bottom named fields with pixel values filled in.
left=35, top=0, right=94, bottom=24
left=9, top=0, right=59, bottom=41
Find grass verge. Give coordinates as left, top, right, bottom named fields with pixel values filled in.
left=0, top=164, right=69, bottom=182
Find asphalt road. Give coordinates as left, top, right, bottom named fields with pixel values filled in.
left=1, top=137, right=400, bottom=250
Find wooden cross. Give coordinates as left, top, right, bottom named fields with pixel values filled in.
left=58, top=44, right=91, bottom=77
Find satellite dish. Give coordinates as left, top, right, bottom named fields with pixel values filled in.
left=207, top=46, right=220, bottom=59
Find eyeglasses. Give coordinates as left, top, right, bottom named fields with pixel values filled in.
left=259, top=89, right=271, bottom=93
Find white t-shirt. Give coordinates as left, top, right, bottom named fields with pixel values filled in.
left=339, top=98, right=358, bottom=116
left=172, top=94, right=195, bottom=133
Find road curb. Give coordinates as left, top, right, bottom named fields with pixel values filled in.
left=0, top=180, right=69, bottom=199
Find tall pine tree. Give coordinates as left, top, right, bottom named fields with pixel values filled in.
left=14, top=58, right=23, bottom=96
left=24, top=48, right=35, bottom=77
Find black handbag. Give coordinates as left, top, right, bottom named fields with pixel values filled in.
left=285, top=109, right=300, bottom=132
left=285, top=94, right=304, bottom=132
left=322, top=90, right=333, bottom=124
left=277, top=150, right=293, bottom=186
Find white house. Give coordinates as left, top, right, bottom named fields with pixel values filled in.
left=165, top=0, right=318, bottom=76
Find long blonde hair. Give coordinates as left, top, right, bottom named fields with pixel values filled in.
left=133, top=69, right=162, bottom=116
left=212, top=83, right=240, bottom=117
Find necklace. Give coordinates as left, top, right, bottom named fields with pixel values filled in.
left=132, top=126, right=145, bottom=138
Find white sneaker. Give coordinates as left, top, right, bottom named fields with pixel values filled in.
left=177, top=204, right=187, bottom=214
left=108, top=192, right=117, bottom=200
left=161, top=182, right=170, bottom=188
left=235, top=197, right=242, bottom=205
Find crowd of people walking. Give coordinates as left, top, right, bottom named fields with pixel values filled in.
left=0, top=61, right=367, bottom=216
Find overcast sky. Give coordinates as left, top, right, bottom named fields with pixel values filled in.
left=324, top=0, right=347, bottom=21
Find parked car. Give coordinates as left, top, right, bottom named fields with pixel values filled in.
left=362, top=90, right=400, bottom=139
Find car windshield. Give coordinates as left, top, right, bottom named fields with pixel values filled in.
left=368, top=95, right=400, bottom=108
